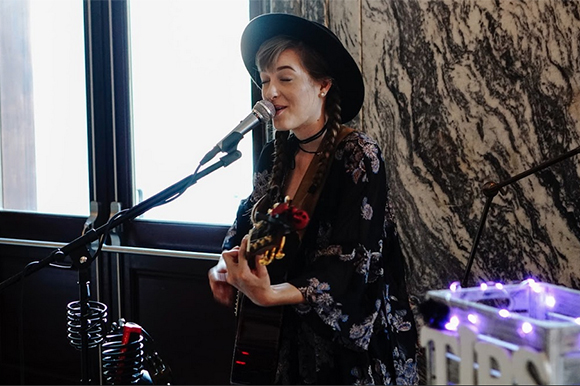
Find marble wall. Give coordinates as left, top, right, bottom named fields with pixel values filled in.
left=261, top=0, right=580, bottom=308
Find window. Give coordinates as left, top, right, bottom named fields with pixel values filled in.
left=0, top=0, right=88, bottom=215
left=129, top=0, right=252, bottom=225
left=0, top=0, right=253, bottom=226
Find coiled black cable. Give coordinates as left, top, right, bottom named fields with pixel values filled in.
left=102, top=330, right=148, bottom=384
left=101, top=319, right=172, bottom=385
left=66, top=300, right=108, bottom=350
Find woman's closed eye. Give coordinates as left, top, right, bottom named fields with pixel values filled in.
left=277, top=72, right=293, bottom=82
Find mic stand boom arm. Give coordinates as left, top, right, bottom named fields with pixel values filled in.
left=0, top=150, right=241, bottom=291
left=461, top=144, right=580, bottom=288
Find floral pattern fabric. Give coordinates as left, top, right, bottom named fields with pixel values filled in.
left=223, top=130, right=418, bottom=385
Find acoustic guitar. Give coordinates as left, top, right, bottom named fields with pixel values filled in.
left=230, top=197, right=309, bottom=385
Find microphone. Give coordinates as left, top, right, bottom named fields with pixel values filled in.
left=200, top=100, right=276, bottom=165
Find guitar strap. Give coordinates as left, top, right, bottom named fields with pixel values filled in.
left=292, top=126, right=354, bottom=235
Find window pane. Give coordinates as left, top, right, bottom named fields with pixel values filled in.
left=129, top=0, right=252, bottom=225
left=0, top=0, right=89, bottom=215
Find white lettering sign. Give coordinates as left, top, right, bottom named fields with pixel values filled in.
left=421, top=325, right=551, bottom=385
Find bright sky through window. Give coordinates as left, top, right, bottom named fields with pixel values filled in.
left=129, top=0, right=252, bottom=224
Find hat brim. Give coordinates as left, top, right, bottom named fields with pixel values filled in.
left=241, top=13, right=364, bottom=124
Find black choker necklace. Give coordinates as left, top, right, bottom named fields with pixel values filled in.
left=296, top=126, right=327, bottom=144
left=298, top=144, right=322, bottom=155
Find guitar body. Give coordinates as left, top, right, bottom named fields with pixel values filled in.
left=229, top=197, right=307, bottom=385
left=230, top=296, right=284, bottom=384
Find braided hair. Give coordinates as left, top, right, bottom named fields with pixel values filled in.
left=255, top=36, right=344, bottom=203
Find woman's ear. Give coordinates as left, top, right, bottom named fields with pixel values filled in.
left=321, top=79, right=332, bottom=95
left=318, top=79, right=332, bottom=98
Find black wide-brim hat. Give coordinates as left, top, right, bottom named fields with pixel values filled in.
left=241, top=13, right=364, bottom=124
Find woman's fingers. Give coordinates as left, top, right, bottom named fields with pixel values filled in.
left=208, top=265, right=227, bottom=282
left=223, top=237, right=249, bottom=274
left=222, top=245, right=240, bottom=265
left=208, top=264, right=234, bottom=306
left=217, top=235, right=273, bottom=306
left=212, top=282, right=233, bottom=306
left=222, top=244, right=247, bottom=288
left=238, top=235, right=249, bottom=262
left=253, top=255, right=269, bottom=278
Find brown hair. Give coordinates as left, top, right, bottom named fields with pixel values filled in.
left=255, top=36, right=343, bottom=203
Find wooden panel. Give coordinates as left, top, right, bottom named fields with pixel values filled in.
left=0, top=245, right=95, bottom=384
left=0, top=212, right=86, bottom=243
left=124, top=220, right=229, bottom=254
left=122, top=254, right=236, bottom=385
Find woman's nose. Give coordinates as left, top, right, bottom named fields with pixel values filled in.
left=262, top=84, right=278, bottom=100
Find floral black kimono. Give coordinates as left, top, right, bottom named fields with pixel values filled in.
left=223, top=130, right=418, bottom=385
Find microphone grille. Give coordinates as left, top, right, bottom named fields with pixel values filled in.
left=253, top=100, right=276, bottom=122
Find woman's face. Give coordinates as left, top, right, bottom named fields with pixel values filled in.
left=259, top=49, right=329, bottom=136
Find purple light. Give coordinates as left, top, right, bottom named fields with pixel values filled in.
left=575, top=318, right=580, bottom=325
left=449, top=282, right=460, bottom=292
left=445, top=315, right=460, bottom=331
left=467, top=313, right=478, bottom=324
left=499, top=309, right=510, bottom=318
left=528, top=280, right=542, bottom=293
left=495, top=283, right=504, bottom=290
left=480, top=283, right=488, bottom=291
left=521, top=322, right=533, bottom=334
left=545, top=295, right=556, bottom=308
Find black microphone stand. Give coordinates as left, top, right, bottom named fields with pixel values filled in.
left=0, top=149, right=242, bottom=384
left=461, top=144, right=580, bottom=288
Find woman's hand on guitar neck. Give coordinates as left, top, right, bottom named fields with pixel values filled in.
left=222, top=235, right=304, bottom=307
left=222, top=235, right=273, bottom=307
